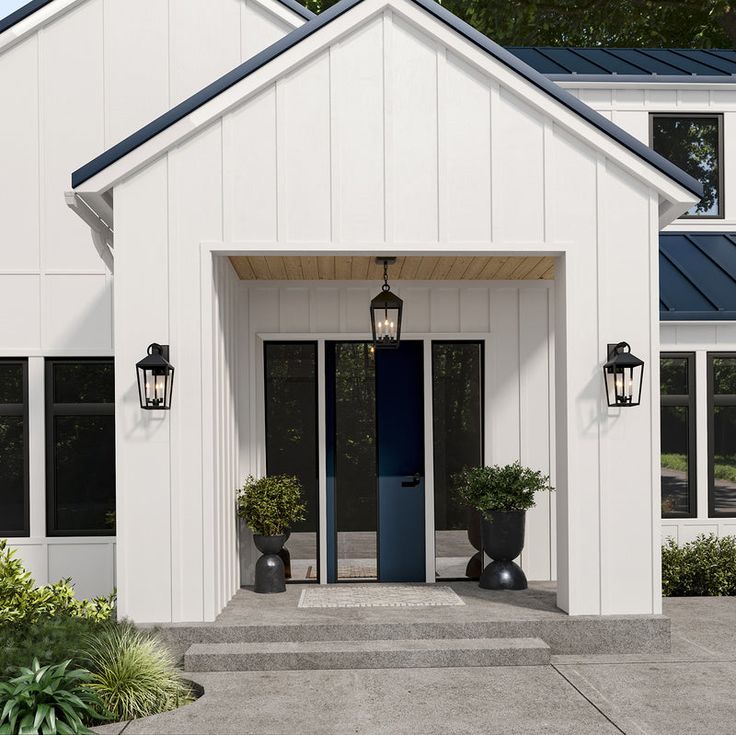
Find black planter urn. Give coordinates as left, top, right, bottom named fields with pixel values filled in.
left=253, top=534, right=288, bottom=593
left=479, top=510, right=528, bottom=590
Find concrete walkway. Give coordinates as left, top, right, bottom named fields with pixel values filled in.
left=94, top=596, right=736, bottom=735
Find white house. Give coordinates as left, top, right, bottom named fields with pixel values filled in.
left=1, top=0, right=733, bottom=625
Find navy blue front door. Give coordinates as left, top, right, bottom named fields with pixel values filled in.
left=326, top=341, right=425, bottom=583
left=376, top=341, right=425, bottom=582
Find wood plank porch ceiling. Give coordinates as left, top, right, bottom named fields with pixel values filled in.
left=229, top=255, right=555, bottom=280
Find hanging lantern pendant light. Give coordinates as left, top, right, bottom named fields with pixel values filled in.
left=370, top=257, right=403, bottom=349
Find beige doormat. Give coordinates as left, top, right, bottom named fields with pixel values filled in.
left=298, top=585, right=465, bottom=608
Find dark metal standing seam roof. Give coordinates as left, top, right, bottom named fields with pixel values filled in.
left=660, top=233, right=736, bottom=320
left=0, top=0, right=314, bottom=36
left=70, top=0, right=704, bottom=200
left=506, top=46, right=736, bottom=81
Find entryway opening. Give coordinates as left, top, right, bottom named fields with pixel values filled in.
left=262, top=337, right=484, bottom=585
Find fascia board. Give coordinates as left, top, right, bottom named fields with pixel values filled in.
left=550, top=75, right=736, bottom=85
left=73, top=0, right=700, bottom=212
left=0, top=0, right=85, bottom=54
left=250, top=0, right=314, bottom=28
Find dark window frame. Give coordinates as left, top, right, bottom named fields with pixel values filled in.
left=45, top=358, right=115, bottom=537
left=649, top=112, right=724, bottom=219
left=431, top=339, right=486, bottom=581
left=660, top=352, right=697, bottom=519
left=707, top=352, right=736, bottom=518
left=0, top=359, right=29, bottom=537
left=263, top=340, right=320, bottom=583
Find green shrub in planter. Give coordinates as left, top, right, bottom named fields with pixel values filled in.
left=662, top=534, right=736, bottom=597
left=0, top=539, right=115, bottom=625
left=237, top=475, right=306, bottom=536
left=84, top=624, right=193, bottom=722
left=453, top=462, right=553, bottom=515
left=0, top=658, right=105, bottom=734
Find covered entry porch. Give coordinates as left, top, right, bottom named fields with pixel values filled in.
left=227, top=253, right=556, bottom=588
left=68, top=0, right=700, bottom=623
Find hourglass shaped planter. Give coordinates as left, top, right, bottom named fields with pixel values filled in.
left=479, top=510, right=528, bottom=590
left=253, top=534, right=288, bottom=593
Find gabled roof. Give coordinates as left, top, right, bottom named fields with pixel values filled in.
left=71, top=0, right=703, bottom=202
left=0, top=0, right=314, bottom=37
left=660, top=232, right=736, bottom=320
left=508, top=46, right=736, bottom=83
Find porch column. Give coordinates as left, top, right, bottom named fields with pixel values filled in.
left=555, top=179, right=661, bottom=616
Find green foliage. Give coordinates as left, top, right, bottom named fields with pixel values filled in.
left=301, top=0, right=736, bottom=47
left=453, top=462, right=553, bottom=515
left=0, top=617, right=101, bottom=679
left=83, top=625, right=193, bottom=722
left=660, top=453, right=688, bottom=473
left=0, top=658, right=104, bottom=735
left=661, top=453, right=736, bottom=482
left=237, top=474, right=307, bottom=536
left=0, top=540, right=115, bottom=625
left=662, top=534, right=736, bottom=596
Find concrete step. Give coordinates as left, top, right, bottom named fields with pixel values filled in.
left=160, top=617, right=669, bottom=656
left=184, top=637, right=550, bottom=671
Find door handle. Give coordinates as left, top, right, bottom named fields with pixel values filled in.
left=401, top=473, right=422, bottom=488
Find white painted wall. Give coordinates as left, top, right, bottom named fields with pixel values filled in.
left=0, top=0, right=304, bottom=598
left=562, top=82, right=736, bottom=540
left=237, top=280, right=556, bottom=584
left=105, top=0, right=678, bottom=620
left=561, top=83, right=736, bottom=228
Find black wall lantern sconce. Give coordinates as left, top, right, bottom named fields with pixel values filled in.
left=603, top=342, right=644, bottom=408
left=370, top=257, right=403, bottom=349
left=136, top=343, right=175, bottom=410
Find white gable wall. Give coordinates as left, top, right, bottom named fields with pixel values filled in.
left=0, top=0, right=304, bottom=596
left=110, top=2, right=670, bottom=621
left=561, top=83, right=736, bottom=231
left=560, top=81, right=736, bottom=547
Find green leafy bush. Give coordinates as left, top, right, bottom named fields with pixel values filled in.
left=0, top=540, right=115, bottom=625
left=0, top=658, right=105, bottom=735
left=0, top=617, right=101, bottom=679
left=662, top=534, right=736, bottom=596
left=237, top=475, right=306, bottom=536
left=453, top=462, right=553, bottom=516
left=83, top=624, right=193, bottom=722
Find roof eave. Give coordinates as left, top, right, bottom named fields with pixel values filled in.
left=70, top=0, right=704, bottom=206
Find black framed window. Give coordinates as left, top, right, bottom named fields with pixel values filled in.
left=432, top=341, right=484, bottom=580
left=651, top=114, right=723, bottom=218
left=0, top=360, right=29, bottom=537
left=660, top=354, right=696, bottom=518
left=264, top=342, right=319, bottom=582
left=46, top=360, right=115, bottom=536
left=708, top=353, right=736, bottom=517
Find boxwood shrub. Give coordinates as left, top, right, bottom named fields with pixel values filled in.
left=662, top=534, right=736, bottom=597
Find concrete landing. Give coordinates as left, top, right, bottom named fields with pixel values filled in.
left=156, top=582, right=670, bottom=657
left=184, top=637, right=551, bottom=671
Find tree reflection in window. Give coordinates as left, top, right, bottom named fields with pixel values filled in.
left=711, top=356, right=736, bottom=516
left=652, top=115, right=721, bottom=217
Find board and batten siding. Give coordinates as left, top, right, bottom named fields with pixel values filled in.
left=0, top=0, right=303, bottom=599
left=237, top=280, right=556, bottom=584
left=561, top=84, right=736, bottom=229
left=660, top=322, right=736, bottom=543
left=111, top=1, right=668, bottom=620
